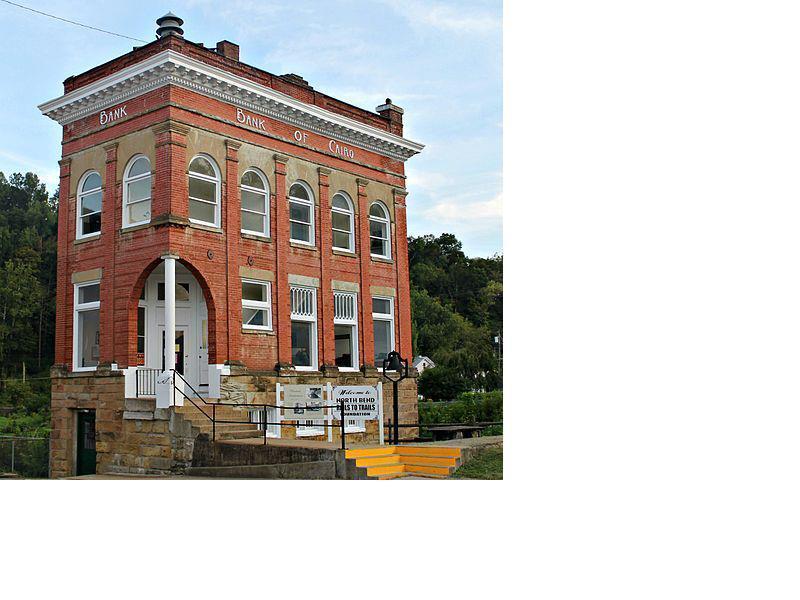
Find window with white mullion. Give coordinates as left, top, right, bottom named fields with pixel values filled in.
left=188, top=155, right=221, bottom=227
left=123, top=155, right=152, bottom=228
left=331, top=192, right=354, bottom=252
left=334, top=292, right=358, bottom=370
left=73, top=281, right=101, bottom=371
left=289, top=182, right=315, bottom=245
left=77, top=171, right=102, bottom=239
left=369, top=202, right=391, bottom=259
left=240, top=169, right=269, bottom=236
left=372, top=296, right=395, bottom=367
left=242, top=279, right=272, bottom=330
left=290, top=285, right=317, bottom=370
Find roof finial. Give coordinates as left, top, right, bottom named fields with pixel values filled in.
left=156, top=12, right=184, bottom=38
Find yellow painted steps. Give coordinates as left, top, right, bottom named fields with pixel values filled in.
left=345, top=445, right=462, bottom=479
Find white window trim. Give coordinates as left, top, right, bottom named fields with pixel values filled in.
left=334, top=291, right=359, bottom=372
left=372, top=296, right=396, bottom=368
left=288, top=181, right=315, bottom=246
left=331, top=191, right=355, bottom=252
left=188, top=154, right=221, bottom=228
left=240, top=168, right=270, bottom=237
left=369, top=201, right=392, bottom=259
left=136, top=304, right=147, bottom=366
left=290, top=285, right=318, bottom=371
left=73, top=280, right=101, bottom=372
left=241, top=278, right=273, bottom=331
left=76, top=171, right=102, bottom=241
left=122, top=155, right=152, bottom=229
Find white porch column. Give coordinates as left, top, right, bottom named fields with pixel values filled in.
left=163, top=254, right=177, bottom=373
left=156, top=253, right=182, bottom=408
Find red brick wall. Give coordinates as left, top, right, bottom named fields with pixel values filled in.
left=54, top=59, right=413, bottom=374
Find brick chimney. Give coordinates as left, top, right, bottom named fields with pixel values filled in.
left=215, top=40, right=240, bottom=61
left=281, top=73, right=313, bottom=89
left=376, top=98, right=404, bottom=136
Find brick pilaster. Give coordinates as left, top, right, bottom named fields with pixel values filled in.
left=55, top=158, right=71, bottom=367
left=274, top=154, right=292, bottom=367
left=356, top=178, right=374, bottom=368
left=152, top=121, right=190, bottom=225
left=224, top=140, right=242, bottom=364
left=317, top=167, right=336, bottom=367
left=393, top=188, right=413, bottom=359
left=99, top=143, right=118, bottom=365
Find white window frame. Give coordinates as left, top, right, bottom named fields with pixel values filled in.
left=372, top=296, right=395, bottom=368
left=290, top=286, right=318, bottom=371
left=241, top=278, right=273, bottom=331
left=250, top=407, right=280, bottom=437
left=240, top=168, right=270, bottom=237
left=76, top=171, right=102, bottom=240
left=188, top=154, right=221, bottom=228
left=369, top=201, right=392, bottom=259
left=288, top=181, right=315, bottom=246
left=73, top=280, right=101, bottom=372
left=331, top=191, right=355, bottom=252
left=333, top=291, right=359, bottom=372
left=122, top=155, right=152, bottom=229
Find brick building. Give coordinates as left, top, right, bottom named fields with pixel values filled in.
left=39, top=14, right=423, bottom=477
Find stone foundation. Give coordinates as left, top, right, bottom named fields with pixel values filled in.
left=50, top=365, right=418, bottom=478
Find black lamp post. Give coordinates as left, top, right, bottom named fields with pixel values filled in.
left=382, top=350, right=409, bottom=444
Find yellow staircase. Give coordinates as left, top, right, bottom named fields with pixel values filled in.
left=345, top=445, right=462, bottom=479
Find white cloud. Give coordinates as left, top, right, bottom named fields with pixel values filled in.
left=382, top=0, right=501, bottom=35
left=0, top=150, right=59, bottom=192
left=422, top=192, right=503, bottom=225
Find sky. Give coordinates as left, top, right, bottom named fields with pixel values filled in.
left=0, top=0, right=502, bottom=257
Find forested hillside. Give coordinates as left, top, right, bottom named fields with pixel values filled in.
left=409, top=233, right=503, bottom=399
left=0, top=172, right=58, bottom=435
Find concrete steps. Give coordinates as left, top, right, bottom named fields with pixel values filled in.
left=174, top=403, right=262, bottom=441
left=345, top=445, right=463, bottom=479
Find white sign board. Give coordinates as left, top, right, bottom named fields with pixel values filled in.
left=281, top=384, right=325, bottom=419
left=332, top=386, right=379, bottom=420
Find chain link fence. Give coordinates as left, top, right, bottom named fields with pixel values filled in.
left=0, top=436, right=49, bottom=478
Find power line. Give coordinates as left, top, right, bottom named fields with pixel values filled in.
left=0, top=0, right=148, bottom=43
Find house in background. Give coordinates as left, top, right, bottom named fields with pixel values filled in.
left=412, top=355, right=436, bottom=375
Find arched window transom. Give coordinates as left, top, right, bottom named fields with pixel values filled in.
left=331, top=192, right=354, bottom=252
left=289, top=181, right=314, bottom=245
left=123, top=155, right=152, bottom=227
left=188, top=155, right=221, bottom=227
left=369, top=201, right=391, bottom=259
left=240, top=169, right=269, bottom=236
left=77, top=171, right=102, bottom=239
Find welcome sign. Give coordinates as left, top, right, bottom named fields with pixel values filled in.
left=332, top=386, right=379, bottom=420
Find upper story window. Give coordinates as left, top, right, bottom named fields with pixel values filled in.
left=188, top=155, right=221, bottom=228
left=289, top=182, right=314, bottom=245
left=241, top=169, right=269, bottom=237
left=77, top=171, right=102, bottom=239
left=331, top=192, right=354, bottom=252
left=369, top=201, right=391, bottom=259
left=123, top=155, right=152, bottom=228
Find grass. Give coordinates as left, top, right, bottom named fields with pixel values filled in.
left=451, top=446, right=503, bottom=480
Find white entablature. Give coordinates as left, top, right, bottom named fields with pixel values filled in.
left=38, top=50, right=424, bottom=162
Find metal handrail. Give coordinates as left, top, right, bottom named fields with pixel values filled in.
left=167, top=369, right=351, bottom=448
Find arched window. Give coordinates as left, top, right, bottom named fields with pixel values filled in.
left=240, top=169, right=269, bottom=236
left=331, top=192, right=354, bottom=252
left=123, top=155, right=152, bottom=227
left=289, top=181, right=314, bottom=245
left=77, top=171, right=102, bottom=239
left=188, top=155, right=220, bottom=227
left=369, top=201, right=391, bottom=258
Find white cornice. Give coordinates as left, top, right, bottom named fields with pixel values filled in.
left=38, top=50, right=424, bottom=162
